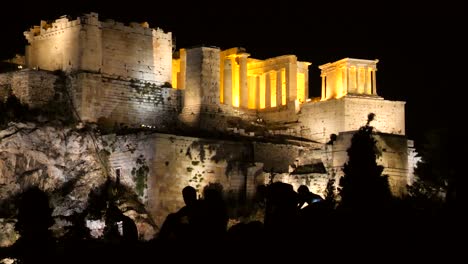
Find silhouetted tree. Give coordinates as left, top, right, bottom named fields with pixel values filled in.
left=412, top=128, right=455, bottom=206
left=338, top=113, right=392, bottom=211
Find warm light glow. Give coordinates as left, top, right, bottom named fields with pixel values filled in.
left=358, top=67, right=365, bottom=94
left=248, top=75, right=256, bottom=109
left=220, top=49, right=311, bottom=109
left=281, top=69, right=286, bottom=105
left=259, top=74, right=266, bottom=109
left=297, top=73, right=305, bottom=103
left=232, top=61, right=240, bottom=107
left=270, top=71, right=277, bottom=107
left=319, top=58, right=379, bottom=100
left=336, top=67, right=345, bottom=98
left=172, top=58, right=180, bottom=89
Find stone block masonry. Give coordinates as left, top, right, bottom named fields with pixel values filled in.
left=72, top=72, right=181, bottom=129
left=24, top=13, right=173, bottom=84
left=104, top=132, right=327, bottom=228
left=0, top=69, right=59, bottom=107
left=298, top=96, right=405, bottom=143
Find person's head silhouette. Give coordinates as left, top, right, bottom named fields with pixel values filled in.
left=182, top=186, right=197, bottom=206
left=15, top=186, right=54, bottom=239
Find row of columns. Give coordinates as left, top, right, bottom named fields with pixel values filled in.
left=321, top=66, right=377, bottom=100
left=223, top=55, right=293, bottom=109
left=344, top=66, right=377, bottom=95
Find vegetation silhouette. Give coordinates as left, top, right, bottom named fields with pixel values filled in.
left=338, top=113, right=392, bottom=212
left=410, top=127, right=460, bottom=212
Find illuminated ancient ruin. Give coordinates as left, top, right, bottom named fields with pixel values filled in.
left=0, top=13, right=418, bottom=230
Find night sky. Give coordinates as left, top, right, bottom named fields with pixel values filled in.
left=0, top=1, right=462, bottom=142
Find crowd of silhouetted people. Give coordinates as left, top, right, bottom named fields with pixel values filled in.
left=1, top=181, right=462, bottom=263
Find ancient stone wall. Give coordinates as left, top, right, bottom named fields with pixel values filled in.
left=71, top=72, right=181, bottom=129
left=343, top=96, right=405, bottom=135
left=100, top=20, right=172, bottom=83
left=298, top=96, right=405, bottom=143
left=104, top=132, right=330, bottom=227
left=24, top=13, right=173, bottom=84
left=24, top=16, right=83, bottom=72
left=180, top=47, right=220, bottom=127
left=298, top=98, right=346, bottom=143
left=0, top=69, right=58, bottom=107
left=105, top=132, right=264, bottom=227
left=253, top=141, right=323, bottom=172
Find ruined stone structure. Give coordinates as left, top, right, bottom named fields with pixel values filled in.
left=0, top=13, right=417, bottom=232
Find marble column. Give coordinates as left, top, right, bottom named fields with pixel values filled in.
left=277, top=69, right=282, bottom=107
left=239, top=53, right=249, bottom=108
left=372, top=70, right=377, bottom=95
left=321, top=74, right=326, bottom=100
left=265, top=72, right=271, bottom=108
left=255, top=75, right=260, bottom=109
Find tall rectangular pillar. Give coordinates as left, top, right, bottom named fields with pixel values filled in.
left=224, top=59, right=232, bottom=106
left=255, top=75, right=260, bottom=109
left=276, top=70, right=282, bottom=107
left=239, top=54, right=249, bottom=108
left=265, top=72, right=271, bottom=108
left=286, top=61, right=297, bottom=103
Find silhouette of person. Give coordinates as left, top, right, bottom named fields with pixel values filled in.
left=177, top=185, right=199, bottom=223
left=158, top=185, right=202, bottom=244
left=296, top=185, right=329, bottom=237
left=8, top=186, right=56, bottom=263
left=121, top=214, right=139, bottom=243
left=198, top=184, right=228, bottom=244
left=297, top=185, right=323, bottom=210
left=103, top=203, right=122, bottom=243
left=264, top=182, right=299, bottom=242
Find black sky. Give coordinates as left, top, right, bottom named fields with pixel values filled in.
left=0, top=1, right=463, bottom=141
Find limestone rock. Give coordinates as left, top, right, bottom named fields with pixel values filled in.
left=0, top=122, right=157, bottom=242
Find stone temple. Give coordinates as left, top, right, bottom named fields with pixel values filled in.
left=0, top=13, right=418, bottom=236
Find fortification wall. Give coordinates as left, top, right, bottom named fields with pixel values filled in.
left=0, top=70, right=58, bottom=107
left=104, top=132, right=330, bottom=227
left=180, top=47, right=220, bottom=127
left=0, top=72, right=12, bottom=100
left=332, top=131, right=409, bottom=197
left=24, top=17, right=82, bottom=72
left=257, top=104, right=299, bottom=124
left=343, top=96, right=405, bottom=135
left=298, top=96, right=405, bottom=143
left=253, top=141, right=323, bottom=172
left=298, top=99, right=346, bottom=143
left=100, top=20, right=172, bottom=83
left=24, top=13, right=173, bottom=84
left=105, top=133, right=264, bottom=227
left=72, top=73, right=181, bottom=129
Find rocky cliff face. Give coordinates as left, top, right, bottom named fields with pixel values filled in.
left=0, top=122, right=157, bottom=246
